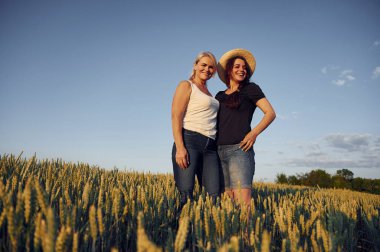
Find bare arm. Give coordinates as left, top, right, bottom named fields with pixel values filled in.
left=171, top=80, right=191, bottom=168
left=240, top=98, right=276, bottom=151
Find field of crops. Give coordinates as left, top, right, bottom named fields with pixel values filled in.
left=0, top=154, right=379, bottom=251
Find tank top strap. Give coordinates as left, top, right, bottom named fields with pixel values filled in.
left=188, top=80, right=202, bottom=94
left=187, top=80, right=198, bottom=95
left=187, top=80, right=194, bottom=88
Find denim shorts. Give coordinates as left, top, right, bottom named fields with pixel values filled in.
left=218, top=143, right=255, bottom=190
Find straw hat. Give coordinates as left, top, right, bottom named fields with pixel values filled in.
left=217, top=48, right=256, bottom=84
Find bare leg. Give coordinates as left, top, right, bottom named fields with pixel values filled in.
left=232, top=188, right=251, bottom=206
left=232, top=188, right=251, bottom=241
left=224, top=189, right=234, bottom=199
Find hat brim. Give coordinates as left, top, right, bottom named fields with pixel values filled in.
left=217, top=49, right=256, bottom=84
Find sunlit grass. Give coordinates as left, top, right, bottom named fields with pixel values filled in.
left=0, top=154, right=379, bottom=251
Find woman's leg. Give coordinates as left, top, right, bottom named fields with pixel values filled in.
left=233, top=188, right=252, bottom=240
left=229, top=147, right=255, bottom=239
left=172, top=144, right=201, bottom=208
left=224, top=190, right=234, bottom=198
left=201, top=143, right=220, bottom=203
left=217, top=145, right=232, bottom=199
left=226, top=146, right=255, bottom=205
left=232, top=188, right=252, bottom=206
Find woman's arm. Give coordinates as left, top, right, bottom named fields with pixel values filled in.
left=171, top=81, right=192, bottom=168
left=240, top=98, right=276, bottom=151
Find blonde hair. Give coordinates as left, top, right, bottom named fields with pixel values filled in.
left=189, top=51, right=217, bottom=81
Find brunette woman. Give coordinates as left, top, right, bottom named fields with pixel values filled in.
left=216, top=49, right=276, bottom=207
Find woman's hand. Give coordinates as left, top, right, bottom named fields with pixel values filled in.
left=239, top=98, right=276, bottom=152
left=240, top=131, right=257, bottom=152
left=175, top=147, right=190, bottom=169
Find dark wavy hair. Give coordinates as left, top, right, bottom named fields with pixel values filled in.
left=223, top=56, right=251, bottom=109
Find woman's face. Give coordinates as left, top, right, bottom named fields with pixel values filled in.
left=194, top=57, right=215, bottom=81
left=229, top=58, right=247, bottom=83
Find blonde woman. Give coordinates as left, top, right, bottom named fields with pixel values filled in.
left=216, top=49, right=276, bottom=207
left=171, top=51, right=220, bottom=209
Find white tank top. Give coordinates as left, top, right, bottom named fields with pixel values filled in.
left=183, top=81, right=219, bottom=139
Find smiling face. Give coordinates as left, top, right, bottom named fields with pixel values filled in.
left=229, top=58, right=247, bottom=83
left=193, top=56, right=216, bottom=82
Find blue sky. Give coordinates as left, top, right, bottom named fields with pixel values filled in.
left=1, top=0, right=379, bottom=181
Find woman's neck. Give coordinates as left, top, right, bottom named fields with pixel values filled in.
left=192, top=77, right=206, bottom=86
left=229, top=80, right=240, bottom=91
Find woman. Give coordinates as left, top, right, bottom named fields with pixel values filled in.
left=171, top=51, right=220, bottom=209
left=216, top=49, right=276, bottom=207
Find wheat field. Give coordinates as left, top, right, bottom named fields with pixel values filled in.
left=0, top=154, right=379, bottom=251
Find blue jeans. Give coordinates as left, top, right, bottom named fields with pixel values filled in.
left=218, top=144, right=255, bottom=190
left=172, top=129, right=220, bottom=206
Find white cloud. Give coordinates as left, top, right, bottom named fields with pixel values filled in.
left=332, top=79, right=346, bottom=86
left=340, top=69, right=355, bottom=82
left=321, top=65, right=339, bottom=75
left=284, top=157, right=380, bottom=169
left=324, top=133, right=371, bottom=152
left=372, top=66, right=380, bottom=79
left=283, top=133, right=380, bottom=169
left=340, top=69, right=353, bottom=77
left=374, top=40, right=380, bottom=47
left=323, top=67, right=355, bottom=86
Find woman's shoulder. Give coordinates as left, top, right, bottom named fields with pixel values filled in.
left=242, top=82, right=265, bottom=100
left=176, top=80, right=192, bottom=89
left=173, top=80, right=192, bottom=97
left=241, top=82, right=263, bottom=92
left=245, top=82, right=260, bottom=89
left=178, top=80, right=192, bottom=86
left=215, top=90, right=226, bottom=99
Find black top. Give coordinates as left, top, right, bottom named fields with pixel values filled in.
left=215, top=83, right=265, bottom=145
